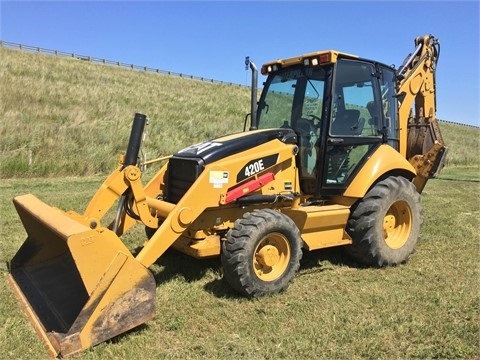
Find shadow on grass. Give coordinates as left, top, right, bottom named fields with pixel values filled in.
left=104, top=323, right=150, bottom=345
left=132, top=244, right=365, bottom=299
left=131, top=246, right=222, bottom=284
left=436, top=177, right=480, bottom=183
left=149, top=249, right=240, bottom=299
left=298, top=246, right=367, bottom=274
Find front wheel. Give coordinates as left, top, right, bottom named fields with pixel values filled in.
left=221, top=209, right=303, bottom=297
left=345, top=176, right=422, bottom=266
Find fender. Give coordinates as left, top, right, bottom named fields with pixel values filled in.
left=343, top=144, right=416, bottom=198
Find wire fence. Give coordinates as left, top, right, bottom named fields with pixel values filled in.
left=1, top=40, right=479, bottom=129
left=438, top=119, right=479, bottom=129
left=0, top=40, right=245, bottom=87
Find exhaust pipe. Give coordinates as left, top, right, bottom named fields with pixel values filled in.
left=123, top=113, right=148, bottom=167
left=243, top=59, right=258, bottom=131
left=249, top=61, right=258, bottom=130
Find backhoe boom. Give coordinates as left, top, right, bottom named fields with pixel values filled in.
left=396, top=35, right=447, bottom=192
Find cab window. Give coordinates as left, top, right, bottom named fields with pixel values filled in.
left=330, top=60, right=378, bottom=137
left=380, top=66, right=399, bottom=149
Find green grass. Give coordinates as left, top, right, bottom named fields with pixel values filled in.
left=1, top=47, right=479, bottom=178
left=0, top=47, right=250, bottom=177
left=438, top=122, right=480, bottom=167
left=1, top=167, right=478, bottom=359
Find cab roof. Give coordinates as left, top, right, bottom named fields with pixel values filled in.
left=262, top=50, right=359, bottom=68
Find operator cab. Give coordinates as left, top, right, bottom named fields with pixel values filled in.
left=256, top=51, right=399, bottom=196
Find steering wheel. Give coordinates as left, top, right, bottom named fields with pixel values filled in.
left=304, top=114, right=321, bottom=129
left=296, top=118, right=319, bottom=177
left=295, top=118, right=314, bottom=135
left=306, top=114, right=321, bottom=122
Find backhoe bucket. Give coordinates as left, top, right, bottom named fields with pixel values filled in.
left=8, top=194, right=156, bottom=357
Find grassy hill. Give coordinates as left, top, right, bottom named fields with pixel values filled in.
left=0, top=47, right=478, bottom=178
left=0, top=47, right=251, bottom=177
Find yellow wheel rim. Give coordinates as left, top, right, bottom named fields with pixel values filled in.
left=253, top=232, right=291, bottom=282
left=383, top=200, right=412, bottom=249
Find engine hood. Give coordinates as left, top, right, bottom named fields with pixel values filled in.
left=174, top=128, right=297, bottom=164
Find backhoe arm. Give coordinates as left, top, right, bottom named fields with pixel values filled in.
left=396, top=35, right=447, bottom=192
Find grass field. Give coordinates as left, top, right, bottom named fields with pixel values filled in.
left=1, top=166, right=478, bottom=359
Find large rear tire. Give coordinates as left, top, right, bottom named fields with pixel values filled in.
left=221, top=209, right=303, bottom=297
left=345, top=176, right=422, bottom=266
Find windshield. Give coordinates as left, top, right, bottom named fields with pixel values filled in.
left=257, top=66, right=326, bottom=129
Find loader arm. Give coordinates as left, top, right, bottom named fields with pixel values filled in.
left=76, top=113, right=161, bottom=233
left=396, top=35, right=447, bottom=192
left=73, top=164, right=162, bottom=232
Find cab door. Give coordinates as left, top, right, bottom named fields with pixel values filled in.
left=317, top=59, right=386, bottom=196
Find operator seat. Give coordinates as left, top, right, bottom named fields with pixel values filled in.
left=330, top=109, right=364, bottom=135
left=366, top=101, right=380, bottom=135
left=367, top=101, right=377, bottom=122
left=327, top=109, right=363, bottom=184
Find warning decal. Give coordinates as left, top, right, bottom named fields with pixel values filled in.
left=210, top=171, right=229, bottom=188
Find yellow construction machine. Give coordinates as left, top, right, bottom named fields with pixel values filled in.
left=8, top=34, right=447, bottom=357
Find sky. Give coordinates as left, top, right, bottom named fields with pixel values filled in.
left=1, top=1, right=479, bottom=126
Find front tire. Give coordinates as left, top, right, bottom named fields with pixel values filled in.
left=221, top=209, right=303, bottom=297
left=345, top=176, right=422, bottom=266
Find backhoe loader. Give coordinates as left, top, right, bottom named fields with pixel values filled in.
left=8, top=34, right=447, bottom=357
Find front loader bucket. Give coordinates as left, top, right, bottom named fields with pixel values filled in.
left=8, top=194, right=156, bottom=357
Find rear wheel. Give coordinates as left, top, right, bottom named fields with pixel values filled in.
left=345, top=176, right=422, bottom=266
left=221, top=209, right=302, bottom=297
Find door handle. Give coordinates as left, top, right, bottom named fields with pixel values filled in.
left=328, top=138, right=344, bottom=144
